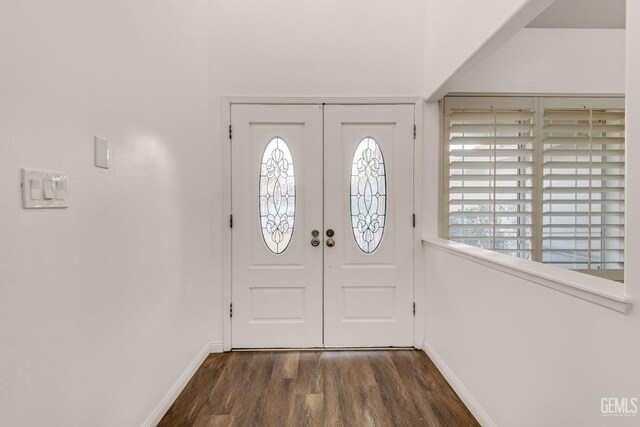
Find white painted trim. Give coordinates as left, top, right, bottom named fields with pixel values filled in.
left=422, top=238, right=632, bottom=313
left=209, top=341, right=224, bottom=354
left=423, top=341, right=496, bottom=427
left=141, top=342, right=224, bottom=427
left=223, top=96, right=422, bottom=105
left=447, top=92, right=625, bottom=98
left=223, top=97, right=425, bottom=350
left=413, top=100, right=424, bottom=349
left=222, top=98, right=232, bottom=352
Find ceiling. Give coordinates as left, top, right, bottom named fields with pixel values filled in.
left=527, top=0, right=625, bottom=29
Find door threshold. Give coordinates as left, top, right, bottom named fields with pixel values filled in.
left=231, top=347, right=416, bottom=352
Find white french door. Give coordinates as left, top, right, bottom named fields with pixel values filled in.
left=323, top=105, right=415, bottom=347
left=231, top=104, right=323, bottom=348
left=231, top=103, right=414, bottom=348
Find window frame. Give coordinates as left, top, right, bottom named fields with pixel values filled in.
left=440, top=95, right=625, bottom=280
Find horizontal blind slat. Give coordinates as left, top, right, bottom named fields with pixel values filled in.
left=543, top=236, right=624, bottom=241
left=450, top=224, right=532, bottom=229
left=544, top=174, right=625, bottom=180
left=449, top=211, right=533, bottom=217
left=543, top=161, right=624, bottom=168
left=450, top=187, right=533, bottom=194
left=450, top=124, right=534, bottom=133
left=451, top=161, right=534, bottom=168
left=449, top=199, right=532, bottom=206
left=543, top=124, right=625, bottom=133
left=448, top=111, right=534, bottom=121
left=544, top=137, right=624, bottom=145
left=544, top=111, right=625, bottom=121
left=543, top=187, right=624, bottom=194
left=543, top=224, right=624, bottom=229
left=450, top=137, right=535, bottom=145
left=542, top=199, right=624, bottom=204
left=450, top=174, right=533, bottom=181
left=450, top=149, right=533, bottom=157
left=543, top=149, right=624, bottom=157
left=543, top=211, right=624, bottom=217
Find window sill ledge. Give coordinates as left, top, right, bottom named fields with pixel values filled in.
left=422, top=237, right=632, bottom=314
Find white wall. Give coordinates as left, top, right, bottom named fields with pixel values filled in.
left=207, top=0, right=425, bottom=343
left=0, top=1, right=425, bottom=424
left=422, top=6, right=640, bottom=427
left=208, top=0, right=424, bottom=97
left=423, top=248, right=640, bottom=426
left=0, top=1, right=215, bottom=426
left=424, top=0, right=554, bottom=99
left=453, top=29, right=625, bottom=94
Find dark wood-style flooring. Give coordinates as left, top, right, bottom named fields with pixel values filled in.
left=159, top=350, right=479, bottom=427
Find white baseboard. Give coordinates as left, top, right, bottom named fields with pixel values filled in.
left=209, top=341, right=224, bottom=354
left=141, top=341, right=224, bottom=427
left=423, top=341, right=496, bottom=427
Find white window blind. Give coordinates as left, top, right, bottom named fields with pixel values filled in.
left=445, top=99, right=535, bottom=259
left=543, top=107, right=625, bottom=271
left=443, top=96, right=625, bottom=278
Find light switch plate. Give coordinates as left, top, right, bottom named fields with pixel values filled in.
left=22, top=168, right=69, bottom=209
left=95, top=136, right=109, bottom=169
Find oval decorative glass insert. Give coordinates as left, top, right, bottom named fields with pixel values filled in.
left=259, top=137, right=295, bottom=254
left=351, top=137, right=386, bottom=253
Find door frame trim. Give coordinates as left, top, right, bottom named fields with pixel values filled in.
left=221, top=97, right=424, bottom=351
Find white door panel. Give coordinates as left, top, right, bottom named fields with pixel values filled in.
left=231, top=104, right=323, bottom=348
left=323, top=104, right=414, bottom=347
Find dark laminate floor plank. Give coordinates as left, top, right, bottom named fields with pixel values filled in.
left=271, top=351, right=300, bottom=379
left=338, top=352, right=392, bottom=426
left=293, top=351, right=322, bottom=395
left=257, top=378, right=296, bottom=427
left=358, top=383, right=395, bottom=426
left=158, top=353, right=231, bottom=427
left=413, top=352, right=479, bottom=427
left=300, top=393, right=324, bottom=426
left=333, top=352, right=372, bottom=426
left=202, top=352, right=255, bottom=416
left=192, top=414, right=234, bottom=427
left=160, top=350, right=480, bottom=427
left=320, top=353, right=344, bottom=427
left=388, top=350, right=445, bottom=427
left=225, top=352, right=277, bottom=426
left=366, top=352, right=423, bottom=426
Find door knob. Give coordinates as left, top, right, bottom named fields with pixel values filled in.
left=326, top=229, right=335, bottom=237
left=311, top=230, right=320, bottom=237
left=326, top=238, right=335, bottom=247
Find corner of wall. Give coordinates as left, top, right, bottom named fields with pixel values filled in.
left=141, top=342, right=224, bottom=427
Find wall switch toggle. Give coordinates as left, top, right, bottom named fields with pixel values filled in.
left=54, top=179, right=67, bottom=200
left=43, top=179, right=54, bottom=199
left=30, top=178, right=41, bottom=200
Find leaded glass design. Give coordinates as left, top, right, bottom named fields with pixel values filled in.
left=259, top=137, right=295, bottom=254
left=351, top=137, right=386, bottom=253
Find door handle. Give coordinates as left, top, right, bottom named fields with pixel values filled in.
left=326, top=238, right=335, bottom=247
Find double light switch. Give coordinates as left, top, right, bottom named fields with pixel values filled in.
left=22, top=168, right=69, bottom=209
